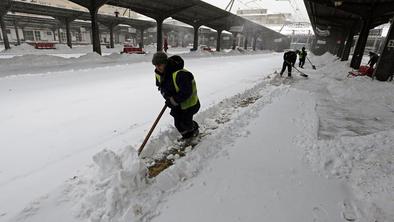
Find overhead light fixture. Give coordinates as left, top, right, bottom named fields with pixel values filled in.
left=334, top=1, right=343, bottom=7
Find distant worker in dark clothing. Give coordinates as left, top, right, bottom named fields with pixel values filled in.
left=298, top=47, right=307, bottom=68
left=367, top=52, right=379, bottom=68
left=163, top=38, right=169, bottom=53
left=280, top=50, right=298, bottom=77
left=152, top=52, right=200, bottom=140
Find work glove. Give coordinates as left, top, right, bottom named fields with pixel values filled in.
left=160, top=89, right=169, bottom=99
left=165, top=97, right=178, bottom=108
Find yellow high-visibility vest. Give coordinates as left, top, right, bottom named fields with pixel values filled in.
left=173, top=69, right=198, bottom=110
left=155, top=69, right=199, bottom=110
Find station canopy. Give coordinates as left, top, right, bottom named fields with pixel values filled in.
left=305, top=0, right=394, bottom=34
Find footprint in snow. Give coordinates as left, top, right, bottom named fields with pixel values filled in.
left=312, top=206, right=328, bottom=222
left=341, top=200, right=357, bottom=221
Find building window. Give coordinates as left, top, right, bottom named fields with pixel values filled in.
left=34, top=31, right=41, bottom=41
left=75, top=32, right=82, bottom=42
left=47, top=32, right=52, bottom=35
left=60, top=32, right=67, bottom=42
left=24, top=31, right=34, bottom=41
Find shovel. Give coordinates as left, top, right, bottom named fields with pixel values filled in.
left=307, top=57, right=316, bottom=70
left=285, top=60, right=308, bottom=77
left=138, top=104, right=167, bottom=155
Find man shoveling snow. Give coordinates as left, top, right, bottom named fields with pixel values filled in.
left=152, top=52, right=200, bottom=141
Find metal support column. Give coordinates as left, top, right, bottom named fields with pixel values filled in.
left=14, top=21, right=20, bottom=45
left=351, top=19, right=372, bottom=69
left=156, top=18, right=164, bottom=52
left=65, top=19, right=72, bottom=48
left=232, top=32, right=237, bottom=50
left=58, top=28, right=62, bottom=43
left=374, top=18, right=394, bottom=81
left=0, top=15, right=10, bottom=50
left=341, top=28, right=355, bottom=61
left=20, top=26, right=25, bottom=42
left=109, top=25, right=114, bottom=48
left=216, top=29, right=222, bottom=52
left=193, top=24, right=200, bottom=51
left=90, top=9, right=101, bottom=54
left=244, top=34, right=248, bottom=50
left=252, top=35, right=257, bottom=51
left=139, top=28, right=144, bottom=48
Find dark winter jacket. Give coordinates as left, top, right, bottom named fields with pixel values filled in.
left=155, top=55, right=200, bottom=111
left=368, top=53, right=379, bottom=67
left=284, top=51, right=297, bottom=65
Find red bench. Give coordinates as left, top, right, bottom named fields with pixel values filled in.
left=122, top=46, right=144, bottom=54
left=202, top=47, right=213, bottom=52
left=34, top=42, right=56, bottom=49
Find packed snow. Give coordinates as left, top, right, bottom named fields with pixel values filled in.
left=294, top=53, right=394, bottom=221
left=0, top=46, right=393, bottom=222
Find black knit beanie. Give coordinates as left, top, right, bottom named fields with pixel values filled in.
left=152, top=52, right=168, bottom=65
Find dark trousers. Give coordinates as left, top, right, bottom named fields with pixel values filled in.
left=170, top=102, right=200, bottom=137
left=299, top=59, right=305, bottom=68
left=280, top=61, right=292, bottom=76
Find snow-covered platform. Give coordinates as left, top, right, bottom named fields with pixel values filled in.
left=0, top=51, right=393, bottom=222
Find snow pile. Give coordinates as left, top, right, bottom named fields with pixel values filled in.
left=0, top=52, right=150, bottom=77
left=55, top=44, right=75, bottom=51
left=0, top=54, right=66, bottom=67
left=0, top=49, right=274, bottom=77
left=1, top=43, right=36, bottom=54
left=308, top=52, right=340, bottom=69
left=72, top=146, right=148, bottom=222
left=0, top=43, right=124, bottom=55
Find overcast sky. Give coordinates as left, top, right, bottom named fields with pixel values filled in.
left=202, top=0, right=309, bottom=22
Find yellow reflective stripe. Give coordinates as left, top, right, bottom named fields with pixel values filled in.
left=155, top=73, right=161, bottom=83
left=181, top=80, right=198, bottom=110
left=172, top=69, right=188, bottom=92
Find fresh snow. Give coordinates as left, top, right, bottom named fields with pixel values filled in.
left=0, top=47, right=393, bottom=222
left=0, top=49, right=280, bottom=221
